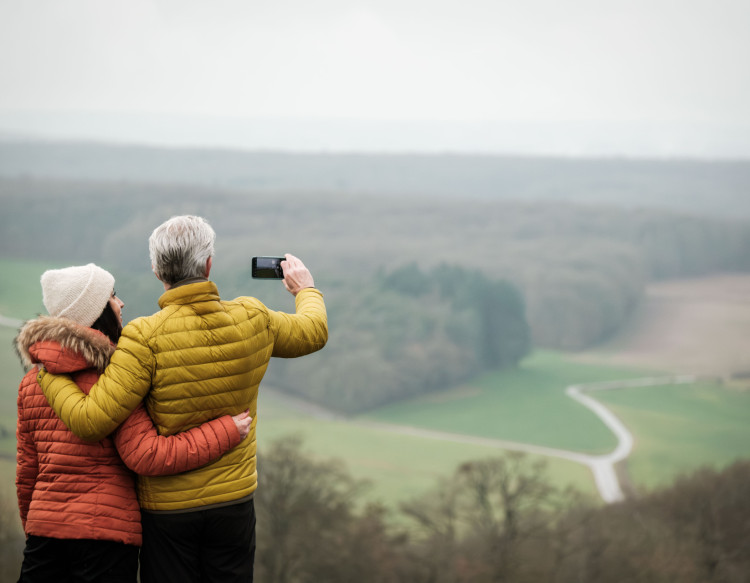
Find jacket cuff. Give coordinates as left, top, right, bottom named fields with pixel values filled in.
left=220, top=415, right=242, bottom=448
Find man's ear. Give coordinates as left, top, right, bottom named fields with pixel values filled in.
left=205, top=257, right=213, bottom=278
left=153, top=266, right=170, bottom=290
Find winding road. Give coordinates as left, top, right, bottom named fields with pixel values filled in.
left=563, top=376, right=696, bottom=501
left=1, top=313, right=695, bottom=503
left=272, top=375, right=698, bottom=504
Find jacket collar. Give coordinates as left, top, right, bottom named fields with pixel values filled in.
left=15, top=316, right=114, bottom=373
left=158, top=280, right=221, bottom=309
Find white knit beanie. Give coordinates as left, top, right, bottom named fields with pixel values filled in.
left=41, top=263, right=115, bottom=327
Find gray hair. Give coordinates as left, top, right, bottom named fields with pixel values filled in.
left=149, top=215, right=216, bottom=285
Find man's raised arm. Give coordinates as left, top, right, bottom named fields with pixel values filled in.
left=269, top=289, right=328, bottom=357
left=270, top=254, right=328, bottom=357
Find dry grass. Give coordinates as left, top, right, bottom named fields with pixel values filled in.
left=577, top=273, right=750, bottom=377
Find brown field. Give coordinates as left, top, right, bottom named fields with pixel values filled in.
left=577, top=273, right=750, bottom=381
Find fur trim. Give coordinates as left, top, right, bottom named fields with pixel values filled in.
left=15, top=315, right=115, bottom=372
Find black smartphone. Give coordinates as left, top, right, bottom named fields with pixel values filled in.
left=251, top=256, right=285, bottom=279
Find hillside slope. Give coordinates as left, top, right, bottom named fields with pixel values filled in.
left=577, top=274, right=750, bottom=378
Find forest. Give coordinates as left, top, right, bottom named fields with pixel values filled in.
left=3, top=436, right=748, bottom=583
left=240, top=442, right=750, bottom=583
left=2, top=148, right=750, bottom=413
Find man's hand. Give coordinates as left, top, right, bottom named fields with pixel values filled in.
left=281, top=253, right=315, bottom=296
left=231, top=410, right=252, bottom=440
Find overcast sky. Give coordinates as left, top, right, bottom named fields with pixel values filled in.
left=1, top=0, right=749, bottom=156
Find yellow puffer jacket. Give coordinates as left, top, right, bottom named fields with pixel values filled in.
left=39, top=281, right=327, bottom=511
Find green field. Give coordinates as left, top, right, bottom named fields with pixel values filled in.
left=357, top=355, right=750, bottom=500
left=256, top=395, right=598, bottom=511
left=0, top=258, right=56, bottom=320
left=363, top=351, right=656, bottom=453
left=595, top=382, right=750, bottom=490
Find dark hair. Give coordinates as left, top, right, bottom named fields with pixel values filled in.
left=91, top=302, right=122, bottom=345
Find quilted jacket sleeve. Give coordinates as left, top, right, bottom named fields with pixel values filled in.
left=16, top=374, right=38, bottom=528
left=113, top=404, right=242, bottom=476
left=269, top=288, right=328, bottom=358
left=37, top=321, right=154, bottom=441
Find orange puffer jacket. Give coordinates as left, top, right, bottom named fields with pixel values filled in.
left=15, top=316, right=241, bottom=546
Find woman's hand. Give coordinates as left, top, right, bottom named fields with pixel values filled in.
left=231, top=410, right=252, bottom=440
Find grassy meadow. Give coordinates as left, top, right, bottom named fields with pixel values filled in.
left=595, top=381, right=750, bottom=490
left=256, top=394, right=598, bottom=510
left=362, top=351, right=657, bottom=453
left=0, top=259, right=53, bottom=320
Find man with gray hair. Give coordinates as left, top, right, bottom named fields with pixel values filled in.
left=39, top=215, right=328, bottom=582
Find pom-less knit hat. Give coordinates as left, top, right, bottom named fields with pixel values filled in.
left=41, top=263, right=115, bottom=327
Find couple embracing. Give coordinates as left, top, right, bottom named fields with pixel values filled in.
left=15, top=215, right=328, bottom=582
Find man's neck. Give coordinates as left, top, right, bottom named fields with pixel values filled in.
left=165, top=277, right=209, bottom=291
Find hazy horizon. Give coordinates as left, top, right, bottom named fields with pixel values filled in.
left=1, top=111, right=749, bottom=159
left=1, top=1, right=749, bottom=158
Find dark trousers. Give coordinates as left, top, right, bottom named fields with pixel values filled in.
left=18, top=535, right=139, bottom=583
left=140, top=498, right=256, bottom=583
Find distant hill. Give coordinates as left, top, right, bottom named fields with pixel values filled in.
left=2, top=138, right=750, bottom=218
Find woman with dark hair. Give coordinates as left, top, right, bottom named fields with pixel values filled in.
left=15, top=263, right=252, bottom=582
left=91, top=293, right=124, bottom=344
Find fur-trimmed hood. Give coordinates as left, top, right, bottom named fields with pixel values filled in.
left=15, top=316, right=115, bottom=373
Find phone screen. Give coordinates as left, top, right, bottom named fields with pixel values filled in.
left=252, top=257, right=285, bottom=279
